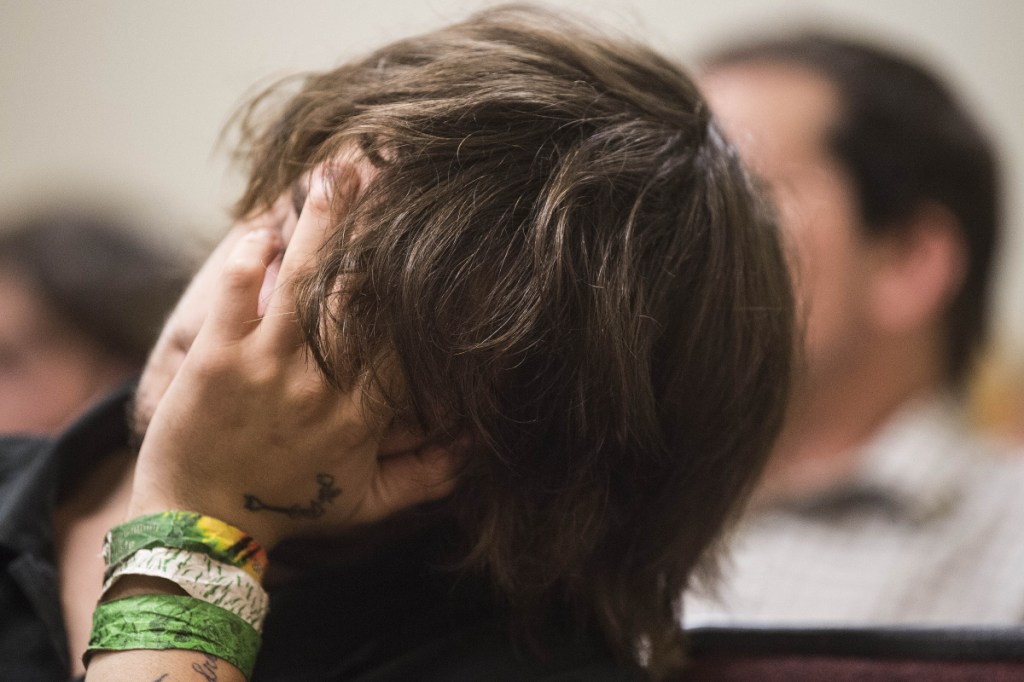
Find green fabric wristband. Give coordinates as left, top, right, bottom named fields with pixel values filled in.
left=86, top=594, right=261, bottom=678
left=103, top=511, right=267, bottom=583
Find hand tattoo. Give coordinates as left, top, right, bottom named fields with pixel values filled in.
left=243, top=473, right=341, bottom=519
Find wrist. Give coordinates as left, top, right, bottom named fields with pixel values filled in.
left=87, top=512, right=271, bottom=677
left=101, top=574, right=187, bottom=602
left=127, top=488, right=285, bottom=552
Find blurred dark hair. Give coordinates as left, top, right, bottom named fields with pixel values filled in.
left=705, top=32, right=1001, bottom=384
left=0, top=213, right=190, bottom=365
left=233, top=6, right=794, bottom=677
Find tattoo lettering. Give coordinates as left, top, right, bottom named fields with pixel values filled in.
left=192, top=653, right=219, bottom=681
left=151, top=676, right=169, bottom=682
left=243, top=473, right=341, bottom=519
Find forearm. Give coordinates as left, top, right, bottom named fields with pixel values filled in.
left=85, top=578, right=245, bottom=680
left=86, top=649, right=244, bottom=682
left=85, top=576, right=248, bottom=681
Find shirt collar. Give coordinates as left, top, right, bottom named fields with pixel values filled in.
left=783, top=394, right=982, bottom=525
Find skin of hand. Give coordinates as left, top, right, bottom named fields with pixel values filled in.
left=130, top=195, right=293, bottom=441
left=126, top=162, right=460, bottom=551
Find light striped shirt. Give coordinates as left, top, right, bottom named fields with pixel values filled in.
left=684, top=395, right=1024, bottom=627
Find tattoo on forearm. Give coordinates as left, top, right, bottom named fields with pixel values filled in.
left=243, top=473, right=341, bottom=519
left=192, top=653, right=219, bottom=681
left=151, top=675, right=169, bottom=682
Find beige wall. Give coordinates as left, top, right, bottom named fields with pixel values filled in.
left=2, top=0, right=1022, bottom=348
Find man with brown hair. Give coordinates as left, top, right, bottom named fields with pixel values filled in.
left=686, top=32, right=1024, bottom=626
left=1, top=8, right=794, bottom=681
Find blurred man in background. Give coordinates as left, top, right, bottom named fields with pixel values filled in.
left=0, top=213, right=189, bottom=434
left=686, top=32, right=1024, bottom=625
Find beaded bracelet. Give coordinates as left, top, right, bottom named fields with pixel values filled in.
left=87, top=594, right=261, bottom=677
left=102, top=511, right=268, bottom=582
left=102, top=546, right=269, bottom=630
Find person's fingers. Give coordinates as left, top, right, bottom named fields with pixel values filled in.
left=262, top=163, right=362, bottom=348
left=203, top=228, right=283, bottom=343
left=365, top=435, right=467, bottom=520
left=258, top=254, right=283, bottom=317
left=167, top=196, right=293, bottom=345
left=243, top=194, right=293, bottom=234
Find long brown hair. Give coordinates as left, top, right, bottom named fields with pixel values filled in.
left=233, top=6, right=794, bottom=677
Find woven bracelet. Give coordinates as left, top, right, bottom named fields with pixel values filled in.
left=102, top=547, right=269, bottom=631
left=86, top=594, right=261, bottom=677
left=103, top=511, right=268, bottom=583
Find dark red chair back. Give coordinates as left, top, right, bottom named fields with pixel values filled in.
left=676, top=626, right=1024, bottom=681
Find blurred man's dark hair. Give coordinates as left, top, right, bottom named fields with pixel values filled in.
left=0, top=212, right=191, bottom=365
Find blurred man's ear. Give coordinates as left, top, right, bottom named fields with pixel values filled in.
left=866, top=204, right=967, bottom=335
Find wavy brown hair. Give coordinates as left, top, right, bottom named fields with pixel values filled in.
left=232, top=6, right=793, bottom=677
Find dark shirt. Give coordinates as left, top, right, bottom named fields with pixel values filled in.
left=0, top=384, right=133, bottom=682
left=0, top=386, right=641, bottom=681
left=257, top=523, right=641, bottom=681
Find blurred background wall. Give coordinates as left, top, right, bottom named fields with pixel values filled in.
left=2, top=0, right=1022, bottom=354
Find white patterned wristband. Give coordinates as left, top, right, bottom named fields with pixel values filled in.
left=101, top=546, right=270, bottom=631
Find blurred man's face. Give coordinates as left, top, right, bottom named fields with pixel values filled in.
left=701, top=62, right=873, bottom=392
